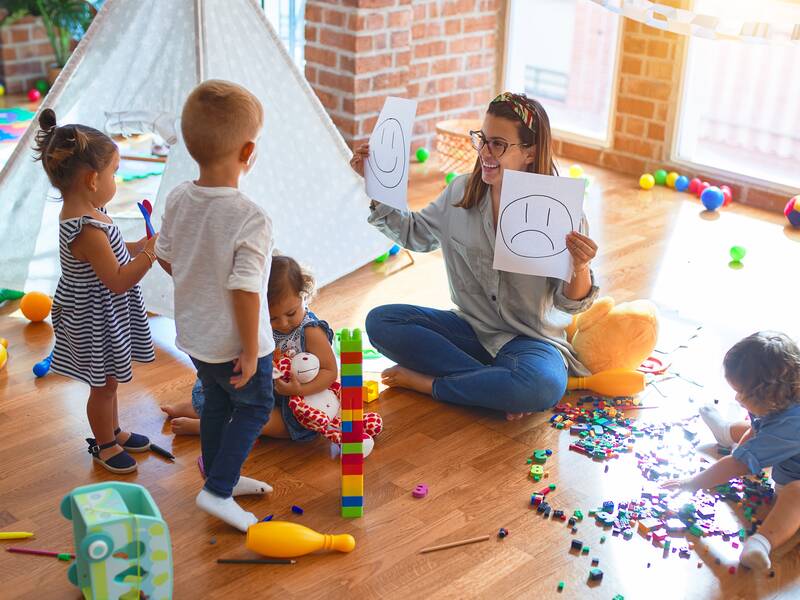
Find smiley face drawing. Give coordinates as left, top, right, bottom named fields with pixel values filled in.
left=498, top=194, right=574, bottom=258
left=367, top=117, right=406, bottom=189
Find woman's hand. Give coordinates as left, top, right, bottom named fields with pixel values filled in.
left=274, top=371, right=303, bottom=396
left=566, top=231, right=597, bottom=272
left=349, top=143, right=370, bottom=178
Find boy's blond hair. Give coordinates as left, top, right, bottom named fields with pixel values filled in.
left=181, top=79, right=263, bottom=166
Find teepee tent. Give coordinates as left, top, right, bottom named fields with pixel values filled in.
left=0, top=0, right=389, bottom=317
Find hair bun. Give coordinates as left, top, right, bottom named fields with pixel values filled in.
left=38, top=108, right=57, bottom=132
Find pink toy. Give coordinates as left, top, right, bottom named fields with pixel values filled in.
left=688, top=178, right=702, bottom=195
left=720, top=185, right=733, bottom=207
left=412, top=484, right=428, bottom=498
left=27, top=88, right=41, bottom=102
left=274, top=354, right=382, bottom=454
left=698, top=181, right=711, bottom=197
left=785, top=196, right=800, bottom=228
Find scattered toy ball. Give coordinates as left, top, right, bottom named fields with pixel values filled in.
left=497, top=527, right=509, bottom=539
left=666, top=171, right=680, bottom=188
left=720, top=185, right=733, bottom=206
left=291, top=505, right=304, bottom=515
left=653, top=169, right=667, bottom=186
left=675, top=175, right=690, bottom=192
left=34, top=79, right=49, bottom=94
left=639, top=173, right=655, bottom=190
left=729, top=246, right=746, bottom=262
left=27, top=88, right=41, bottom=102
left=19, top=291, right=52, bottom=322
left=415, top=147, right=430, bottom=163
left=701, top=186, right=725, bottom=211
left=445, top=172, right=457, bottom=184
left=412, top=484, right=428, bottom=498
left=785, top=195, right=800, bottom=228
left=688, top=178, right=702, bottom=194
left=568, top=164, right=584, bottom=178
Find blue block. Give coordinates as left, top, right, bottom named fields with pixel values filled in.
left=342, top=421, right=353, bottom=432
left=341, top=375, right=363, bottom=388
left=342, top=496, right=363, bottom=507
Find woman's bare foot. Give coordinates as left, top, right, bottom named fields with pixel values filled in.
left=170, top=417, right=201, bottom=435
left=161, top=401, right=198, bottom=419
left=381, top=365, right=434, bottom=395
left=506, top=412, right=534, bottom=421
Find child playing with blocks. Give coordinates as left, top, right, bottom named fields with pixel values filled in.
left=663, top=331, right=800, bottom=570
left=155, top=80, right=274, bottom=532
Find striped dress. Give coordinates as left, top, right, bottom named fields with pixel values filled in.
left=51, top=208, right=155, bottom=387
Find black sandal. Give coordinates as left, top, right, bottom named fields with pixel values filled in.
left=86, top=438, right=137, bottom=474
left=114, top=427, right=151, bottom=453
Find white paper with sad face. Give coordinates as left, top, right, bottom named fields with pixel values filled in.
left=492, top=170, right=585, bottom=282
left=365, top=96, right=417, bottom=211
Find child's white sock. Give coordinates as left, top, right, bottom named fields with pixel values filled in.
left=740, top=533, right=772, bottom=570
left=232, top=475, right=273, bottom=496
left=699, top=405, right=735, bottom=447
left=196, top=489, right=258, bottom=532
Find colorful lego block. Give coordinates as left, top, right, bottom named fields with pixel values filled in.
left=342, top=475, right=364, bottom=496
left=364, top=380, right=379, bottom=402
left=340, top=351, right=362, bottom=364
left=341, top=363, right=363, bottom=376
left=342, top=442, right=363, bottom=454
left=342, top=421, right=352, bottom=433
left=341, top=409, right=353, bottom=422
left=342, top=506, right=364, bottom=518
left=341, top=375, right=363, bottom=388
left=342, top=462, right=364, bottom=475
left=342, top=496, right=363, bottom=507
left=342, top=453, right=364, bottom=466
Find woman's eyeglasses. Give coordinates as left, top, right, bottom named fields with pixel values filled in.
left=469, top=130, right=530, bottom=158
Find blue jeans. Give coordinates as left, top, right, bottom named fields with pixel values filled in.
left=190, top=354, right=274, bottom=498
left=366, top=305, right=567, bottom=413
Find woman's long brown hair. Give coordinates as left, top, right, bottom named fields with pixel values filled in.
left=456, top=96, right=558, bottom=209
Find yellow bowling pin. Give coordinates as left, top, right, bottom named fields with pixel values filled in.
left=246, top=521, right=356, bottom=558
left=567, top=368, right=645, bottom=397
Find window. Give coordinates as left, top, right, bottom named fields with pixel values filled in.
left=675, top=0, right=800, bottom=189
left=504, top=0, right=621, bottom=143
left=264, top=0, right=306, bottom=67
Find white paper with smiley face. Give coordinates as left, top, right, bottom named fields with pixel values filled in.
left=365, top=96, right=417, bottom=211
left=492, top=170, right=585, bottom=282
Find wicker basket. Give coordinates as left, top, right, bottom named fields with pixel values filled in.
left=435, top=118, right=481, bottom=174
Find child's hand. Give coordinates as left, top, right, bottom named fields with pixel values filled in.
left=132, top=235, right=148, bottom=254
left=144, top=233, right=158, bottom=255
left=661, top=478, right=699, bottom=493
left=274, top=371, right=302, bottom=396
left=231, top=352, right=257, bottom=389
left=349, top=143, right=369, bottom=178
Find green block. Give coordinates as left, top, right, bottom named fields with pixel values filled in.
left=549, top=483, right=556, bottom=490
left=582, top=545, right=590, bottom=554
left=340, top=328, right=363, bottom=353
left=573, top=510, right=584, bottom=520
left=600, top=535, right=606, bottom=543
left=341, top=442, right=363, bottom=454
left=342, top=506, right=364, bottom=518
left=340, top=363, right=363, bottom=376
left=557, top=581, right=565, bottom=591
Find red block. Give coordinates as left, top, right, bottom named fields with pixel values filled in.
left=342, top=461, right=364, bottom=475
left=340, top=352, right=362, bottom=364
left=342, top=453, right=364, bottom=466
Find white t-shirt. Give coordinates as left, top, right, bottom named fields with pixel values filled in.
left=155, top=181, right=274, bottom=363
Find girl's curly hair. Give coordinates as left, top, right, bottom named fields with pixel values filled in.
left=267, top=254, right=316, bottom=304
left=723, top=331, right=800, bottom=413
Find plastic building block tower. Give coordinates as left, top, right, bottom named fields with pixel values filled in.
left=60, top=482, right=173, bottom=600
left=340, top=328, right=364, bottom=518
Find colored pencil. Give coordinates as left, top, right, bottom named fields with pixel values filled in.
left=419, top=534, right=491, bottom=554
left=0, top=532, right=34, bottom=540
left=7, top=547, right=74, bottom=560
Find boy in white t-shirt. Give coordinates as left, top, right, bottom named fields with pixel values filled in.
left=156, top=80, right=274, bottom=532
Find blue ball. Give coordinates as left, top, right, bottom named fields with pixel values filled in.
left=701, top=186, right=725, bottom=211
left=674, top=175, right=690, bottom=192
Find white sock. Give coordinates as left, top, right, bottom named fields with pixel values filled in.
left=196, top=489, right=258, bottom=533
left=232, top=475, right=273, bottom=496
left=740, top=533, right=772, bottom=570
left=699, top=405, right=735, bottom=447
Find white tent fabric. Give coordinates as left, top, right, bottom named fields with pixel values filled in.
left=0, top=0, right=389, bottom=317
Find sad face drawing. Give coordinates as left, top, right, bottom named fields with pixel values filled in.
left=367, top=118, right=406, bottom=189
left=498, top=195, right=573, bottom=258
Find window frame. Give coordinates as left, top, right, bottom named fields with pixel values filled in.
left=500, top=0, right=624, bottom=149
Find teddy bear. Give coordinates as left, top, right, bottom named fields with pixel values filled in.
left=564, top=296, right=659, bottom=396
left=274, top=353, right=383, bottom=457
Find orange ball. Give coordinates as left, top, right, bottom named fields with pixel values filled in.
left=20, top=291, right=52, bottom=322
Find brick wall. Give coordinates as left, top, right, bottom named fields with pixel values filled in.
left=0, top=16, right=56, bottom=94
left=551, top=0, right=792, bottom=212
left=305, top=0, right=500, bottom=152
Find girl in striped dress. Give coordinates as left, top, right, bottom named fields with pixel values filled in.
left=33, top=109, right=157, bottom=474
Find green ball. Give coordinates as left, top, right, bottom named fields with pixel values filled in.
left=445, top=172, right=457, bottom=184
left=34, top=79, right=49, bottom=94
left=653, top=169, right=668, bottom=185
left=415, top=147, right=430, bottom=163
left=729, top=246, right=746, bottom=262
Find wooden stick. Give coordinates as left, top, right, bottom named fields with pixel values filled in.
left=217, top=558, right=296, bottom=565
left=120, top=154, right=167, bottom=164
left=419, top=534, right=491, bottom=554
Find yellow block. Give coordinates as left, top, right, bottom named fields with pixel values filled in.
left=342, top=475, right=364, bottom=496
left=352, top=408, right=364, bottom=421
left=341, top=409, right=353, bottom=422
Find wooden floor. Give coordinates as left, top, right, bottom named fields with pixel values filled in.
left=1, top=160, right=799, bottom=600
